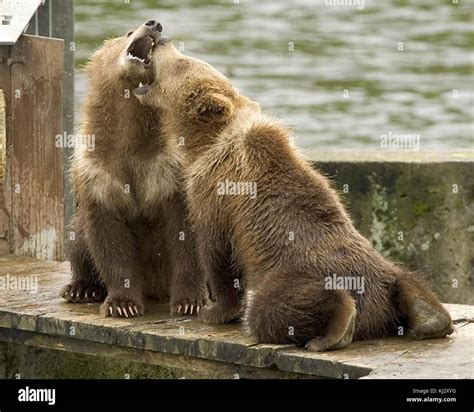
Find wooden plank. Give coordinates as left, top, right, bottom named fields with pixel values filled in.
left=0, top=255, right=472, bottom=378
left=0, top=89, right=5, bottom=180
left=10, top=35, right=64, bottom=260
left=0, top=45, right=11, bottom=254
left=51, top=0, right=74, bottom=243
left=0, top=89, right=7, bottom=244
left=24, top=0, right=75, bottom=252
left=0, top=0, right=42, bottom=45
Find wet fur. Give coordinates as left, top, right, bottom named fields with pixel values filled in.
left=61, top=28, right=207, bottom=317
left=139, top=41, right=454, bottom=349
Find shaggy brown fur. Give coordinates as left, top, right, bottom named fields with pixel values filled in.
left=137, top=40, right=454, bottom=350
left=60, top=23, right=208, bottom=317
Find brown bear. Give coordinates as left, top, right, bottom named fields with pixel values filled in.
left=60, top=22, right=208, bottom=317
left=135, top=39, right=454, bottom=350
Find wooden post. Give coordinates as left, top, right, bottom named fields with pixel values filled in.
left=0, top=89, right=8, bottom=254
left=0, top=1, right=71, bottom=260
left=51, top=0, right=75, bottom=245
left=21, top=0, right=74, bottom=258
left=0, top=46, right=12, bottom=255
left=6, top=35, right=65, bottom=261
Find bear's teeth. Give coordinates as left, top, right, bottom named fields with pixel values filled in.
left=139, top=82, right=143, bottom=88
left=127, top=53, right=145, bottom=62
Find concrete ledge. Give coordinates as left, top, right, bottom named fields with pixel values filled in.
left=301, top=150, right=474, bottom=304
left=0, top=254, right=473, bottom=379
left=301, top=149, right=474, bottom=163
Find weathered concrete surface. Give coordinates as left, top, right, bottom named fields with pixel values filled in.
left=0, top=332, right=306, bottom=379
left=302, top=149, right=474, bottom=304
left=0, top=254, right=473, bottom=379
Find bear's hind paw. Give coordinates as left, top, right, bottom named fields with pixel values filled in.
left=409, top=299, right=454, bottom=339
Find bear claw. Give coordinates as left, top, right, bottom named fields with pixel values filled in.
left=172, top=298, right=210, bottom=316
left=101, top=297, right=144, bottom=318
left=60, top=282, right=106, bottom=303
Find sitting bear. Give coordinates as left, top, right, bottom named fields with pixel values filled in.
left=135, top=38, right=453, bottom=350
left=60, top=22, right=207, bottom=317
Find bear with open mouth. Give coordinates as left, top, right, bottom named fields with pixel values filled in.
left=60, top=21, right=208, bottom=317
left=134, top=37, right=454, bottom=350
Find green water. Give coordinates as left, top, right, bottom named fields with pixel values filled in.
left=75, top=0, right=474, bottom=149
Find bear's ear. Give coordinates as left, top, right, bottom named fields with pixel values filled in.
left=194, top=92, right=234, bottom=123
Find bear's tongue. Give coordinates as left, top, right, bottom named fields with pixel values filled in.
left=135, top=82, right=152, bottom=96
left=127, top=36, right=154, bottom=64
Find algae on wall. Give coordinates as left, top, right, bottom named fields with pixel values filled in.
left=316, top=159, right=474, bottom=304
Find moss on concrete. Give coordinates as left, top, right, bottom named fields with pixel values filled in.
left=1, top=303, right=473, bottom=379
left=0, top=335, right=311, bottom=379
left=1, top=341, right=179, bottom=379
left=313, top=157, right=473, bottom=304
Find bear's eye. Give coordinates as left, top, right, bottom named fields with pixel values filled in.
left=125, top=30, right=134, bottom=37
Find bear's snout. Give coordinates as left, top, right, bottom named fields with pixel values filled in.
left=144, top=20, right=162, bottom=33
left=124, top=20, right=163, bottom=69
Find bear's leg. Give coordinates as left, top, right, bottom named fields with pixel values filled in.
left=60, top=216, right=106, bottom=303
left=395, top=271, right=454, bottom=339
left=135, top=218, right=168, bottom=300
left=196, top=229, right=243, bottom=324
left=163, top=197, right=210, bottom=316
left=83, top=208, right=145, bottom=318
left=244, top=272, right=356, bottom=351
left=305, top=292, right=356, bottom=352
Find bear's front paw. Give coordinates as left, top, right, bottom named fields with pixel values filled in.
left=170, top=294, right=211, bottom=316
left=170, top=284, right=211, bottom=316
left=197, top=303, right=241, bottom=324
left=100, top=294, right=145, bottom=318
left=60, top=282, right=106, bottom=303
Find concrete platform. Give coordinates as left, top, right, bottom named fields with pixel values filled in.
left=0, top=254, right=472, bottom=379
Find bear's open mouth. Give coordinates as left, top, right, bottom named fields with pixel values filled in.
left=126, top=35, right=155, bottom=67
left=132, top=37, right=170, bottom=96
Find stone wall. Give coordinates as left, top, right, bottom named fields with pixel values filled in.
left=304, top=150, right=473, bottom=304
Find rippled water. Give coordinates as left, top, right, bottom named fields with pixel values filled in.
left=75, top=0, right=473, bottom=149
